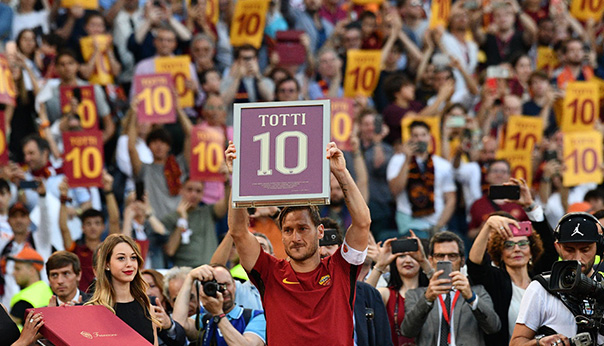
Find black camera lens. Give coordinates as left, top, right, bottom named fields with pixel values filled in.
left=203, top=280, right=219, bottom=297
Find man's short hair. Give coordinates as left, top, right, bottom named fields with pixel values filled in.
left=0, top=178, right=9, bottom=194
left=22, top=134, right=50, bottom=154
left=146, top=128, right=173, bottom=147
left=429, top=231, right=465, bottom=257
left=584, top=189, right=604, bottom=203
left=234, top=44, right=257, bottom=59
left=46, top=251, right=81, bottom=277
left=275, top=77, right=300, bottom=93
left=155, top=23, right=177, bottom=37
left=384, top=73, right=413, bottom=102
left=359, top=10, right=377, bottom=21
left=528, top=70, right=549, bottom=85
left=562, top=37, right=583, bottom=54
left=80, top=208, right=105, bottom=223
left=55, top=49, right=79, bottom=64
left=253, top=232, right=274, bottom=254
left=408, top=120, right=430, bottom=133
left=191, top=33, right=215, bottom=47
left=163, top=266, right=192, bottom=298
left=42, top=33, right=64, bottom=48
left=200, top=68, right=220, bottom=85
left=277, top=206, right=321, bottom=230
left=83, top=10, right=105, bottom=26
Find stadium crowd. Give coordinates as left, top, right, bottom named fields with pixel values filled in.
left=0, top=0, right=603, bottom=344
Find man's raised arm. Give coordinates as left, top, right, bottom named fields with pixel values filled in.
left=225, top=142, right=261, bottom=272
left=327, top=142, right=371, bottom=251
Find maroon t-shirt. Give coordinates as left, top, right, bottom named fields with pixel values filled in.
left=469, top=195, right=528, bottom=229
left=68, top=239, right=94, bottom=292
left=249, top=247, right=359, bottom=345
left=382, top=101, right=424, bottom=145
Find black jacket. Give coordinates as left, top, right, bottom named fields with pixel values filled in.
left=354, top=281, right=394, bottom=346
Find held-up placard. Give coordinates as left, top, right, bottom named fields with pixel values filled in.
left=232, top=100, right=331, bottom=207
left=0, top=111, right=7, bottom=165
left=571, top=0, right=604, bottom=21
left=401, top=115, right=442, bottom=157
left=502, top=116, right=543, bottom=152
left=190, top=125, right=226, bottom=182
left=61, top=0, right=99, bottom=9
left=230, top=0, right=269, bottom=49
left=63, top=130, right=104, bottom=188
left=563, top=131, right=603, bottom=187
left=0, top=55, right=16, bottom=106
left=429, top=0, right=451, bottom=28
left=536, top=47, right=559, bottom=71
left=561, top=82, right=599, bottom=132
left=330, top=98, right=354, bottom=151
left=155, top=56, right=194, bottom=108
left=206, top=0, right=219, bottom=24
left=496, top=149, right=534, bottom=187
left=134, top=74, right=176, bottom=124
left=80, top=35, right=114, bottom=85
left=60, top=86, right=99, bottom=130
left=344, top=50, right=381, bottom=98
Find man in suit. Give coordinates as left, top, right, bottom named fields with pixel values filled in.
left=401, top=231, right=500, bottom=345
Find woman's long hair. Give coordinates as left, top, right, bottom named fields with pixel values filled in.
left=85, top=234, right=158, bottom=325
left=387, top=238, right=430, bottom=291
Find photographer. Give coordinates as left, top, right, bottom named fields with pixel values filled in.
left=510, top=212, right=604, bottom=346
left=172, top=264, right=266, bottom=345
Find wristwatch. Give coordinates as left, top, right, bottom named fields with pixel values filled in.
left=212, top=313, right=226, bottom=324
left=535, top=334, right=545, bottom=346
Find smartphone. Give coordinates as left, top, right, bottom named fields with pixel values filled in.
left=446, top=115, right=466, bottom=128
left=489, top=185, right=520, bottom=200
left=19, top=180, right=39, bottom=189
left=391, top=238, right=419, bottom=254
left=135, top=181, right=145, bottom=201
left=320, top=229, right=339, bottom=247
left=72, top=88, right=82, bottom=103
left=486, top=65, right=510, bottom=79
left=510, top=221, right=533, bottom=236
left=543, top=150, right=558, bottom=162
left=415, top=141, right=428, bottom=153
left=436, top=261, right=452, bottom=283
left=374, top=115, right=383, bottom=134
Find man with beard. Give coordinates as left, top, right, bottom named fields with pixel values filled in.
left=387, top=121, right=456, bottom=237
left=225, top=141, right=371, bottom=345
left=511, top=212, right=604, bottom=346
left=172, top=264, right=266, bottom=345
left=554, top=37, right=594, bottom=89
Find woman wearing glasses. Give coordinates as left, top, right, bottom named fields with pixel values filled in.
left=467, top=212, right=544, bottom=346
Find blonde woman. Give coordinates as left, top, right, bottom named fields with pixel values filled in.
left=86, top=234, right=159, bottom=345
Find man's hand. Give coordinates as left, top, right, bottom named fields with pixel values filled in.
left=201, top=290, right=224, bottom=316
left=225, top=141, right=236, bottom=174
left=189, top=264, right=214, bottom=282
left=450, top=271, right=473, bottom=300
left=35, top=178, right=46, bottom=196
left=59, top=177, right=70, bottom=197
left=151, top=298, right=173, bottom=330
left=326, top=142, right=346, bottom=174
left=102, top=170, right=114, bottom=193
left=176, top=200, right=192, bottom=219
left=504, top=178, right=533, bottom=208
left=402, top=140, right=417, bottom=157
left=424, top=269, right=452, bottom=302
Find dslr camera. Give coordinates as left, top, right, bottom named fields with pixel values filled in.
left=201, top=280, right=227, bottom=298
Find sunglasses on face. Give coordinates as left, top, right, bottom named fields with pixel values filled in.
left=503, top=240, right=530, bottom=249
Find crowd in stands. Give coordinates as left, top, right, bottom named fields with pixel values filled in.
left=0, top=0, right=603, bottom=344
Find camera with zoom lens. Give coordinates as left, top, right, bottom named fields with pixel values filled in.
left=549, top=261, right=604, bottom=302
left=201, top=280, right=226, bottom=298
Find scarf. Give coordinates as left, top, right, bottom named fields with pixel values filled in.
left=406, top=155, right=435, bottom=217
left=164, top=155, right=182, bottom=196
left=29, top=161, right=63, bottom=179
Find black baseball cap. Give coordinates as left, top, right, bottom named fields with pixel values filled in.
left=556, top=212, right=601, bottom=243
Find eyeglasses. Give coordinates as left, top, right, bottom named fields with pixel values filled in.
left=432, top=253, right=461, bottom=261
left=504, top=240, right=530, bottom=249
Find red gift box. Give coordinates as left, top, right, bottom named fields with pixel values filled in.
left=26, top=305, right=152, bottom=346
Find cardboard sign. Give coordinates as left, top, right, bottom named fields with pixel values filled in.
left=330, top=98, right=354, bottom=151
left=496, top=149, right=534, bottom=187
left=0, top=55, right=16, bottom=106
left=401, top=115, right=442, bottom=157
left=63, top=130, right=104, bottom=188
left=561, top=82, right=599, bottom=132
left=232, top=100, right=331, bottom=207
left=206, top=0, right=219, bottom=24
left=502, top=116, right=543, bottom=152
left=155, top=56, right=194, bottom=108
left=190, top=125, right=226, bottom=182
left=59, top=86, right=99, bottom=130
left=563, top=131, right=603, bottom=187
left=134, top=74, right=176, bottom=124
left=230, top=0, right=269, bottom=49
left=536, top=46, right=559, bottom=71
left=570, top=0, right=604, bottom=21
left=61, top=0, right=99, bottom=9
left=0, top=111, right=7, bottom=165
left=429, top=0, right=451, bottom=28
left=80, top=35, right=114, bottom=85
left=344, top=50, right=382, bottom=97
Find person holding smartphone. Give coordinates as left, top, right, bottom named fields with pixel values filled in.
left=401, top=231, right=501, bottom=345
left=467, top=213, right=544, bottom=346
